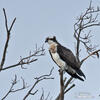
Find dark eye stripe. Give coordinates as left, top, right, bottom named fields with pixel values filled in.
left=46, top=37, right=54, bottom=41
left=50, top=38, right=53, bottom=40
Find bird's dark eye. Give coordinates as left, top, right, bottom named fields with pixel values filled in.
left=45, top=37, right=49, bottom=42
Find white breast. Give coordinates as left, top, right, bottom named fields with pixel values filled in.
left=51, top=52, right=66, bottom=70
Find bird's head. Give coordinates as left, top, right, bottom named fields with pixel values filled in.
left=45, top=36, right=57, bottom=45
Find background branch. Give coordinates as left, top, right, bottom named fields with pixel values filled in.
left=39, top=88, right=51, bottom=100
left=74, top=1, right=100, bottom=63
left=0, top=45, right=45, bottom=71
left=0, top=8, right=45, bottom=72
left=56, top=1, right=100, bottom=100
left=0, top=8, right=16, bottom=69
left=1, top=75, right=28, bottom=100
left=81, top=49, right=100, bottom=65
left=23, top=67, right=54, bottom=100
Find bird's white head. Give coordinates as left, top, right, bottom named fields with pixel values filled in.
left=45, top=36, right=58, bottom=45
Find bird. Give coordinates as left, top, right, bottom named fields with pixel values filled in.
left=45, top=36, right=86, bottom=81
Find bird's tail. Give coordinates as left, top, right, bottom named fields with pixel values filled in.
left=66, top=71, right=84, bottom=81
left=76, top=68, right=86, bottom=79
left=73, top=73, right=84, bottom=81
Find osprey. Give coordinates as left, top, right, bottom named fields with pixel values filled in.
left=45, top=36, right=86, bottom=81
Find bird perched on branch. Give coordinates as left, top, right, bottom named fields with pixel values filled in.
left=45, top=36, right=86, bottom=81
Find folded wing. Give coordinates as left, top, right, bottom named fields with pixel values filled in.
left=57, top=44, right=86, bottom=79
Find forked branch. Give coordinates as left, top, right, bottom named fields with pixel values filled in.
left=23, top=67, right=54, bottom=100
left=74, top=1, right=100, bottom=62
left=0, top=8, right=45, bottom=71
left=0, top=45, right=45, bottom=71
left=1, top=75, right=28, bottom=100
left=0, top=8, right=16, bottom=69
left=56, top=1, right=100, bottom=100
left=55, top=77, right=75, bottom=100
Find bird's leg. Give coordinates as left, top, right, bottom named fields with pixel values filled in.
left=58, top=69, right=61, bottom=72
left=58, top=69, right=65, bottom=74
left=58, top=68, right=63, bottom=73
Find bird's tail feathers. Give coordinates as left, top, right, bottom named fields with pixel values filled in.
left=66, top=71, right=84, bottom=81
left=76, top=69, right=86, bottom=79
left=73, top=73, right=84, bottom=81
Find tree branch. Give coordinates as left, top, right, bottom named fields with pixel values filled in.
left=0, top=45, right=45, bottom=71
left=23, top=67, right=54, bottom=100
left=59, top=70, right=64, bottom=100
left=74, top=1, right=100, bottom=61
left=0, top=8, right=16, bottom=69
left=55, top=77, right=74, bottom=100
left=1, top=75, right=28, bottom=100
left=56, top=1, right=100, bottom=100
left=81, top=49, right=100, bottom=65
left=64, top=77, right=73, bottom=90
left=64, top=84, right=75, bottom=94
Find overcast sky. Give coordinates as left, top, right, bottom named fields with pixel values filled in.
left=0, top=0, right=100, bottom=100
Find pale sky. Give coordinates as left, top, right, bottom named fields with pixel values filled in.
left=0, top=0, right=100, bottom=100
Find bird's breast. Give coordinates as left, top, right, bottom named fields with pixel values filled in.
left=51, top=52, right=66, bottom=68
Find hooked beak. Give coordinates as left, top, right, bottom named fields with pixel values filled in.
left=45, top=38, right=48, bottom=43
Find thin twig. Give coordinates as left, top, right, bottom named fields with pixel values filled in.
left=0, top=47, right=45, bottom=71
left=64, top=77, right=73, bottom=90
left=64, top=84, right=75, bottom=94
left=81, top=49, right=100, bottom=65
left=74, top=2, right=100, bottom=60
left=23, top=68, right=54, bottom=100
left=56, top=2, right=100, bottom=100
left=1, top=75, right=28, bottom=100
left=30, top=90, right=38, bottom=96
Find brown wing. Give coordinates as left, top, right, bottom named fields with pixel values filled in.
left=57, top=45, right=80, bottom=69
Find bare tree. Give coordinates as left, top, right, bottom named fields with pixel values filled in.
left=1, top=75, right=28, bottom=100
left=55, top=1, right=100, bottom=100
left=23, top=67, right=54, bottom=100
left=1, top=1, right=100, bottom=100
left=0, top=8, right=45, bottom=72
left=0, top=8, right=54, bottom=99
